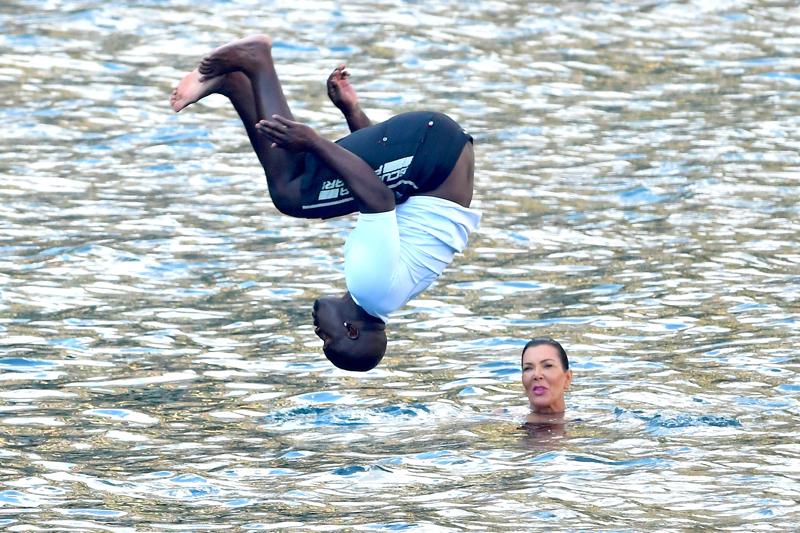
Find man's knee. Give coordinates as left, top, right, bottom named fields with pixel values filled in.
left=267, top=185, right=304, bottom=217
left=271, top=193, right=303, bottom=217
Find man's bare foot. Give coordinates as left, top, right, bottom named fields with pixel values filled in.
left=198, top=34, right=273, bottom=80
left=169, top=68, right=227, bottom=112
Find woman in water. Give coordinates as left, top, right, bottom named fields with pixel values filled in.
left=521, top=338, right=573, bottom=425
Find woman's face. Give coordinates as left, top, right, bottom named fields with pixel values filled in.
left=521, top=344, right=573, bottom=414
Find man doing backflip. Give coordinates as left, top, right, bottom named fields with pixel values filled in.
left=170, top=35, right=479, bottom=371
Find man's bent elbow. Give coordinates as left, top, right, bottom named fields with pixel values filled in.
left=358, top=187, right=395, bottom=213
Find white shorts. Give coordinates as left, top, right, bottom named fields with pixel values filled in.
left=344, top=196, right=481, bottom=322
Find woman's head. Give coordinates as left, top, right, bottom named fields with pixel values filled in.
left=522, top=338, right=568, bottom=370
left=521, top=338, right=572, bottom=414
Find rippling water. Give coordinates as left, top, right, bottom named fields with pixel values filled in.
left=1, top=0, right=799, bottom=530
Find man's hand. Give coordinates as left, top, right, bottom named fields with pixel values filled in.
left=327, top=64, right=372, bottom=133
left=255, top=115, right=319, bottom=152
left=327, top=64, right=359, bottom=113
left=259, top=110, right=393, bottom=213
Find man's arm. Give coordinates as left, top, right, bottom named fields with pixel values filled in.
left=327, top=65, right=371, bottom=133
left=255, top=115, right=394, bottom=213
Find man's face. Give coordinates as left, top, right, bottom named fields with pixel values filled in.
left=312, top=296, right=345, bottom=350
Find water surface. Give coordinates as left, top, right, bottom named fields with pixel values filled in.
left=1, top=0, right=799, bottom=531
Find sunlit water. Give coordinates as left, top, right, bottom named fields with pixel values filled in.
left=1, top=0, right=799, bottom=530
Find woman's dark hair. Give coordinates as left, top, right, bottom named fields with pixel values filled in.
left=521, top=338, right=569, bottom=370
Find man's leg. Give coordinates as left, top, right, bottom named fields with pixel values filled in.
left=425, top=141, right=474, bottom=208
left=171, top=35, right=305, bottom=215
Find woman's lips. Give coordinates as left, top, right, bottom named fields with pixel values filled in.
left=532, top=386, right=548, bottom=395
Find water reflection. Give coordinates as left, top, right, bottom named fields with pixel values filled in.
left=1, top=0, right=799, bottom=530
left=519, top=420, right=567, bottom=448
